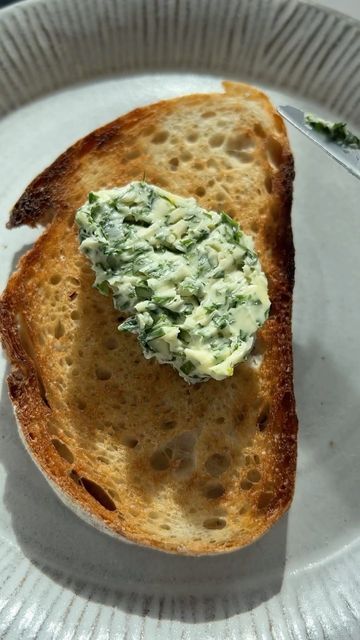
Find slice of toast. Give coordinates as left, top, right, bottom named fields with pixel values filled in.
left=0, top=81, right=297, bottom=555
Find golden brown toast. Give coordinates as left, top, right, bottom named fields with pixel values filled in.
left=0, top=81, right=297, bottom=554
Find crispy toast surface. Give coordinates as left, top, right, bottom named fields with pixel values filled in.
left=0, top=82, right=297, bottom=554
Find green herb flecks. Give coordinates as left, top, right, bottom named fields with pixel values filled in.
left=76, top=181, right=270, bottom=384
left=120, top=317, right=138, bottom=332
left=88, top=192, right=99, bottom=204
left=305, top=114, right=360, bottom=148
left=180, top=361, right=195, bottom=375
left=97, top=281, right=111, bottom=296
left=135, top=285, right=153, bottom=300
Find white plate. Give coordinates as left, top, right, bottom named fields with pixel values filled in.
left=1, top=0, right=360, bottom=638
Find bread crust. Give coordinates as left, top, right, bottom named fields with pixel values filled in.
left=0, top=82, right=297, bottom=554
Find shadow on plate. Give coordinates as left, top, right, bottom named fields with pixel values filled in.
left=0, top=369, right=289, bottom=622
left=0, top=237, right=291, bottom=622
left=2, top=247, right=359, bottom=623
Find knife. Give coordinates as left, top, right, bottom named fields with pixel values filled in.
left=278, top=105, right=360, bottom=180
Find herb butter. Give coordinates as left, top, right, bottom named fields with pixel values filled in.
left=76, top=182, right=270, bottom=383
left=305, top=113, right=360, bottom=148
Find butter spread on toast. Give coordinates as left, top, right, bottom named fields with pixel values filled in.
left=76, top=181, right=270, bottom=382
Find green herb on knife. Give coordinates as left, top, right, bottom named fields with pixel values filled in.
left=305, top=114, right=360, bottom=148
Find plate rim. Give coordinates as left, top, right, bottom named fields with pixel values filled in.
left=1, top=0, right=360, bottom=638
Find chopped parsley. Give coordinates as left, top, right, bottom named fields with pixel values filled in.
left=76, top=181, right=270, bottom=383
left=305, top=113, right=360, bottom=148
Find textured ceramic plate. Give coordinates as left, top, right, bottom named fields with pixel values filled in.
left=1, top=0, right=360, bottom=638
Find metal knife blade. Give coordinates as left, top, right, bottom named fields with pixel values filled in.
left=278, top=105, right=360, bottom=180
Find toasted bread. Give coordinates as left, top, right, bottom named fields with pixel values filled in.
left=0, top=81, right=297, bottom=554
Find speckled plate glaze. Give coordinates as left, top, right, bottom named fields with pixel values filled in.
left=1, top=0, right=360, bottom=638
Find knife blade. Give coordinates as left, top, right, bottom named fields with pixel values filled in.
left=278, top=105, right=360, bottom=180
